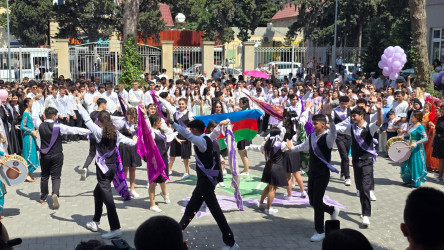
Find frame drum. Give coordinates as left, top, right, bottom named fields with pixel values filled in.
left=386, top=137, right=411, bottom=163
left=0, top=155, right=28, bottom=186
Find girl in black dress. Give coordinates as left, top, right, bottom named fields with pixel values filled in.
left=432, top=107, right=444, bottom=182
left=246, top=127, right=288, bottom=215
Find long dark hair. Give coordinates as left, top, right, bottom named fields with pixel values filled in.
left=19, top=97, right=32, bottom=117
left=283, top=110, right=299, bottom=136
left=211, top=100, right=224, bottom=114
left=98, top=111, right=117, bottom=140
left=264, top=127, right=281, bottom=159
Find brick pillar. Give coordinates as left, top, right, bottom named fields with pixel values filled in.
left=242, top=42, right=256, bottom=72
left=161, top=41, right=174, bottom=80
left=201, top=41, right=215, bottom=77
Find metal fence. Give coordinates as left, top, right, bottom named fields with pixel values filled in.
left=69, top=42, right=161, bottom=84
left=254, top=45, right=362, bottom=72
left=0, top=48, right=57, bottom=82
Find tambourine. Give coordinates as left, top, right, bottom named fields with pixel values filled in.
left=386, top=137, right=411, bottom=163
left=0, top=155, right=28, bottom=186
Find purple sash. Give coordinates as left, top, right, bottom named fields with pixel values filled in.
left=224, top=128, right=243, bottom=211
left=96, top=149, right=114, bottom=174
left=175, top=112, right=187, bottom=128
left=334, top=108, right=347, bottom=121
left=195, top=153, right=219, bottom=186
left=118, top=95, right=127, bottom=116
left=309, top=133, right=339, bottom=173
left=112, top=147, right=131, bottom=200
left=39, top=123, right=60, bottom=154
left=150, top=91, right=168, bottom=122
left=352, top=124, right=378, bottom=163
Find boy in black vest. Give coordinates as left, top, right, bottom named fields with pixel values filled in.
left=287, top=104, right=340, bottom=242
left=171, top=119, right=238, bottom=250
left=39, top=107, right=90, bottom=209
left=337, top=104, right=383, bottom=227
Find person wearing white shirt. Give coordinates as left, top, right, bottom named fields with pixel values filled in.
left=336, top=104, right=383, bottom=227
left=103, top=85, right=118, bottom=114
left=84, top=84, right=101, bottom=113
left=128, top=81, right=144, bottom=106
left=69, top=88, right=84, bottom=141
left=374, top=75, right=387, bottom=90
left=143, top=81, right=157, bottom=106
left=117, top=83, right=128, bottom=115
left=391, top=91, right=409, bottom=117
left=57, top=87, right=73, bottom=141
left=158, top=68, right=169, bottom=81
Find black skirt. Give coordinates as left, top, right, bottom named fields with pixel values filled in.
left=220, top=148, right=228, bottom=158
left=154, top=153, right=169, bottom=183
left=237, top=139, right=251, bottom=150
left=261, top=162, right=288, bottom=187
left=169, top=139, right=191, bottom=159
left=283, top=150, right=301, bottom=173
left=432, top=135, right=444, bottom=159
left=119, top=143, right=142, bottom=167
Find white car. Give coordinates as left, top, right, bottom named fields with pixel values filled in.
left=265, top=61, right=302, bottom=77
left=182, top=64, right=242, bottom=79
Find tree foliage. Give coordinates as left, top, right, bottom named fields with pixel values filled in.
left=53, top=0, right=120, bottom=42
left=9, top=0, right=53, bottom=46
left=138, top=0, right=165, bottom=43
left=119, top=36, right=143, bottom=87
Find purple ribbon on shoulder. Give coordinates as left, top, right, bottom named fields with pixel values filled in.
left=195, top=154, right=219, bottom=186
left=150, top=91, right=168, bottom=122
left=224, top=128, right=243, bottom=211
left=334, top=107, right=347, bottom=121
left=96, top=149, right=114, bottom=174
left=39, top=123, right=60, bottom=154
left=175, top=112, right=187, bottom=128
left=309, top=133, right=339, bottom=173
left=352, top=124, right=378, bottom=163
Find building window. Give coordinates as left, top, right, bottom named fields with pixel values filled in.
left=431, top=28, right=444, bottom=62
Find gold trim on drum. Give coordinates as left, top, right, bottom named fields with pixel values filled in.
left=386, top=137, right=407, bottom=152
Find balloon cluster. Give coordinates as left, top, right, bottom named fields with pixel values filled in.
left=0, top=89, right=8, bottom=102
left=378, top=46, right=407, bottom=80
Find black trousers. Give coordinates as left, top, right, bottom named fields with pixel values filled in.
left=257, top=118, right=263, bottom=133
left=69, top=110, right=83, bottom=141
left=336, top=134, right=351, bottom=179
left=82, top=139, right=97, bottom=169
left=180, top=178, right=235, bottom=247
left=308, top=172, right=334, bottom=234
left=40, top=152, right=64, bottom=201
left=262, top=114, right=270, bottom=132
left=93, top=164, right=120, bottom=231
left=353, top=159, right=373, bottom=216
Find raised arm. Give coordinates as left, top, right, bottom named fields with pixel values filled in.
left=245, top=141, right=265, bottom=152
left=59, top=124, right=91, bottom=136
left=172, top=123, right=207, bottom=152
left=76, top=99, right=103, bottom=142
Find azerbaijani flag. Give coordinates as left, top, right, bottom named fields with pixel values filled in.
left=195, top=109, right=263, bottom=149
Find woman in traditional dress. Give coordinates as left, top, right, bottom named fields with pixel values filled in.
left=19, top=98, right=39, bottom=182
left=422, top=101, right=439, bottom=171
left=246, top=127, right=288, bottom=214
left=6, top=92, right=22, bottom=154
left=400, top=111, right=428, bottom=187
left=432, top=107, right=444, bottom=182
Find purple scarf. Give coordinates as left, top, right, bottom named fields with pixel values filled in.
left=118, top=95, right=127, bottom=116
left=137, top=105, right=169, bottom=184
left=112, top=146, right=131, bottom=200
left=352, top=124, right=378, bottom=163
left=298, top=96, right=314, bottom=135
left=150, top=91, right=167, bottom=122
left=309, top=133, right=339, bottom=173
left=224, top=128, right=244, bottom=211
left=195, top=153, right=219, bottom=186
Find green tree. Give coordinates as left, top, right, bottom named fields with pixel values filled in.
left=53, top=0, right=120, bottom=42
left=9, top=0, right=53, bottom=46
left=138, top=0, right=165, bottom=43
left=119, top=36, right=143, bottom=87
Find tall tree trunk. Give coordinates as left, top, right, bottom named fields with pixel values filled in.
left=409, top=0, right=431, bottom=88
left=123, top=0, right=140, bottom=41
left=358, top=23, right=362, bottom=63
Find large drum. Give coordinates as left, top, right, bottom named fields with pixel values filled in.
left=0, top=155, right=28, bottom=186
left=386, top=137, right=411, bottom=163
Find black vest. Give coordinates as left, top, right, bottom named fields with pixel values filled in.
left=333, top=108, right=351, bottom=124
left=96, top=135, right=117, bottom=166
left=39, top=122, right=63, bottom=156
left=154, top=132, right=169, bottom=157
left=351, top=124, right=375, bottom=163
left=194, top=136, right=222, bottom=182
left=174, top=111, right=190, bottom=140
left=308, top=133, right=331, bottom=175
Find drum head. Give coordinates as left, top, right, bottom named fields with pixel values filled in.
left=0, top=156, right=28, bottom=186
left=388, top=141, right=411, bottom=163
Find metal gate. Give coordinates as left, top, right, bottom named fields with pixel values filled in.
left=69, top=42, right=161, bottom=84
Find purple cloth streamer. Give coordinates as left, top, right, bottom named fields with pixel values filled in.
left=352, top=124, right=378, bottom=163
left=334, top=107, right=347, bottom=121
left=244, top=92, right=283, bottom=120
left=298, top=97, right=314, bottom=135
left=112, top=146, right=131, bottom=200
left=150, top=91, right=168, bottom=122
left=117, top=95, right=127, bottom=116
left=224, top=128, right=244, bottom=211
left=137, top=105, right=170, bottom=184
left=39, top=123, right=60, bottom=154
left=309, top=133, right=339, bottom=173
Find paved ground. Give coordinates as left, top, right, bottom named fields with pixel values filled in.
left=2, top=136, right=443, bottom=250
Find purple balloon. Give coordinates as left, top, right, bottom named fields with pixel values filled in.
left=387, top=57, right=393, bottom=65
left=378, top=60, right=386, bottom=69
left=383, top=67, right=390, bottom=76
left=385, top=46, right=395, bottom=57
left=400, top=57, right=407, bottom=64
left=393, top=53, right=402, bottom=60
left=394, top=46, right=402, bottom=53
left=381, top=54, right=388, bottom=62
left=393, top=61, right=402, bottom=70
left=389, top=72, right=399, bottom=80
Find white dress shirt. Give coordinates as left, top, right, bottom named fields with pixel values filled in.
left=43, top=119, right=90, bottom=135
left=128, top=88, right=144, bottom=105
left=291, top=122, right=337, bottom=152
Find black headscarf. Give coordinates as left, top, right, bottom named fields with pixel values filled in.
left=412, top=98, right=422, bottom=110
